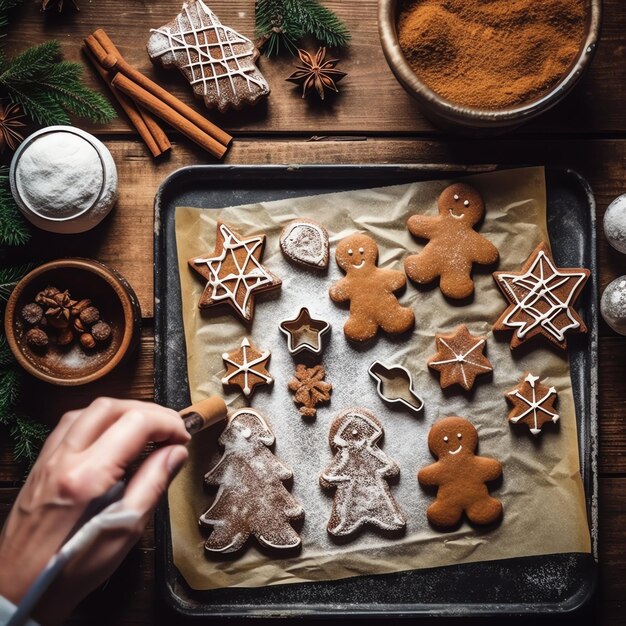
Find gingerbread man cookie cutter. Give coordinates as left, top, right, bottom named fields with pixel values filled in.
left=279, top=307, right=330, bottom=356
left=368, top=361, right=424, bottom=414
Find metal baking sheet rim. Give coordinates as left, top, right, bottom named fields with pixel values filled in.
left=153, top=164, right=598, bottom=618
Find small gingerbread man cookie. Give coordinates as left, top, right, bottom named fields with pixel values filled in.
left=418, top=417, right=502, bottom=528
left=329, top=233, right=415, bottom=342
left=405, top=183, right=499, bottom=299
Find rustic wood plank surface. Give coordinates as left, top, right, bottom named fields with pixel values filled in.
left=2, top=0, right=625, bottom=624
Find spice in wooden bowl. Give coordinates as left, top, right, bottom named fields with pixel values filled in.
left=397, top=0, right=587, bottom=110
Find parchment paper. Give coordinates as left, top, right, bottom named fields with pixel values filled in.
left=171, top=167, right=591, bottom=590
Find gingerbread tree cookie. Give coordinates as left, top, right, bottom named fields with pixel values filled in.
left=221, top=337, right=273, bottom=397
left=493, top=241, right=590, bottom=350
left=200, top=408, right=304, bottom=553
left=405, top=183, right=499, bottom=299
left=418, top=417, right=502, bottom=528
left=288, top=364, right=332, bottom=418
left=428, top=325, right=493, bottom=391
left=189, top=222, right=281, bottom=323
left=320, top=407, right=406, bottom=537
left=505, top=372, right=559, bottom=435
left=329, top=233, right=415, bottom=342
left=148, top=0, right=270, bottom=112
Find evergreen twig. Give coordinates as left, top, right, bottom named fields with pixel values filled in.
left=10, top=415, right=49, bottom=464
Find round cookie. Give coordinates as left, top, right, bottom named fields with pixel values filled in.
left=405, top=183, right=499, bottom=299
left=418, top=417, right=502, bottom=528
left=279, top=218, right=329, bottom=269
left=329, top=233, right=415, bottom=342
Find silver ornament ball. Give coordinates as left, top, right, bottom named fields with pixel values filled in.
left=604, top=194, right=626, bottom=254
left=601, top=276, right=626, bottom=335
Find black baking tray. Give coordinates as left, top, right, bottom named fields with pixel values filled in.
left=153, top=165, right=598, bottom=618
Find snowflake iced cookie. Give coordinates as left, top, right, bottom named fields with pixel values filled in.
left=320, top=407, right=406, bottom=537
left=418, top=417, right=502, bottom=528
left=427, top=325, right=493, bottom=392
left=279, top=218, right=329, bottom=269
left=200, top=408, right=304, bottom=553
left=404, top=183, right=499, bottom=299
left=148, top=0, right=270, bottom=112
left=329, top=233, right=415, bottom=343
left=288, top=364, right=332, bottom=418
left=505, top=372, right=559, bottom=435
left=222, top=337, right=273, bottom=397
left=189, top=222, right=281, bottom=323
left=280, top=308, right=330, bottom=357
left=493, top=241, right=590, bottom=350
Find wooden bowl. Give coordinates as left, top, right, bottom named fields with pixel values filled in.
left=5, top=259, right=141, bottom=386
left=378, top=0, right=602, bottom=134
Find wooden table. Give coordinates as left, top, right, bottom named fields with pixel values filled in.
left=2, top=1, right=625, bottom=624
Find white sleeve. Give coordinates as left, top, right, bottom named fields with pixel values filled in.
left=0, top=595, right=41, bottom=626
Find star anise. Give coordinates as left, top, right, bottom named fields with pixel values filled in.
left=41, top=0, right=80, bottom=11
left=286, top=47, right=347, bottom=100
left=37, top=289, right=77, bottom=328
left=0, top=102, right=26, bottom=153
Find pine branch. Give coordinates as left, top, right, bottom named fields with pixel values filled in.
left=10, top=414, right=48, bottom=464
left=293, top=0, right=351, bottom=49
left=0, top=186, right=30, bottom=246
left=0, top=367, right=20, bottom=414
left=0, top=40, right=60, bottom=84
left=0, top=334, right=14, bottom=367
left=0, top=262, right=34, bottom=302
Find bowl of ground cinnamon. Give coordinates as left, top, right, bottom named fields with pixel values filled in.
left=379, top=0, right=601, bottom=133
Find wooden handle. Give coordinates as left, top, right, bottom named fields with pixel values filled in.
left=180, top=396, right=228, bottom=435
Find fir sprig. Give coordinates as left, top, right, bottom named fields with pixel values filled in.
left=256, top=0, right=351, bottom=56
left=9, top=414, right=48, bottom=463
left=0, top=262, right=34, bottom=301
left=0, top=41, right=116, bottom=126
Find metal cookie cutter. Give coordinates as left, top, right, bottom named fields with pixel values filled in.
left=368, top=360, right=424, bottom=414
left=280, top=307, right=330, bottom=357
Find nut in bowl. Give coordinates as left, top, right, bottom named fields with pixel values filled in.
left=378, top=0, right=601, bottom=134
left=5, top=259, right=141, bottom=386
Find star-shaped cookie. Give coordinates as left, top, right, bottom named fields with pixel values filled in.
left=221, top=337, right=273, bottom=397
left=505, top=372, right=559, bottom=435
left=493, top=242, right=589, bottom=350
left=427, top=324, right=493, bottom=391
left=189, top=222, right=281, bottom=323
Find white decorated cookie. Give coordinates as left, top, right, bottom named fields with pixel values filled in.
left=279, top=218, right=329, bottom=269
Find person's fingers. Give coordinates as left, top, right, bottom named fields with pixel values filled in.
left=36, top=409, right=83, bottom=462
left=62, top=398, right=184, bottom=451
left=86, top=408, right=190, bottom=472
left=122, top=444, right=188, bottom=518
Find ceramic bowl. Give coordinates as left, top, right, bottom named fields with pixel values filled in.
left=378, top=0, right=602, bottom=134
left=5, top=259, right=141, bottom=386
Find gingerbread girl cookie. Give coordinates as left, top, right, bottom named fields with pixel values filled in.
left=320, top=407, right=406, bottom=537
left=329, top=233, right=415, bottom=342
left=405, top=183, right=499, bottom=299
left=200, top=408, right=304, bottom=553
left=418, top=417, right=502, bottom=528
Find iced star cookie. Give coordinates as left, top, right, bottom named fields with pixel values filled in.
left=279, top=218, right=329, bottom=269
left=189, top=222, right=281, bottom=323
left=418, top=417, right=502, bottom=528
left=148, top=0, right=270, bottom=112
left=320, top=407, right=406, bottom=537
left=222, top=337, right=273, bottom=397
left=505, top=372, right=559, bottom=435
left=428, top=325, right=493, bottom=391
left=329, top=233, right=415, bottom=342
left=493, top=241, right=590, bottom=350
left=200, top=408, right=304, bottom=553
left=405, top=183, right=499, bottom=299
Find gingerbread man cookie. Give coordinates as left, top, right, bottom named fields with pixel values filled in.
left=329, top=233, right=415, bottom=342
left=418, top=417, right=502, bottom=528
left=405, top=183, right=499, bottom=299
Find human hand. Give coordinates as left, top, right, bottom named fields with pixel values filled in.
left=0, top=398, right=190, bottom=625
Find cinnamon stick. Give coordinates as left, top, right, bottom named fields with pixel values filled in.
left=111, top=72, right=228, bottom=159
left=89, top=30, right=172, bottom=155
left=83, top=45, right=165, bottom=158
left=89, top=28, right=231, bottom=149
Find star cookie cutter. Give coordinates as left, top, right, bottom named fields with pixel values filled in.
left=279, top=308, right=330, bottom=356
left=368, top=361, right=424, bottom=414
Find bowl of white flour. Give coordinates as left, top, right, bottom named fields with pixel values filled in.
left=9, top=126, right=118, bottom=234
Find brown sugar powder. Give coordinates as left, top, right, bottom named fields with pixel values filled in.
left=397, top=0, right=587, bottom=109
